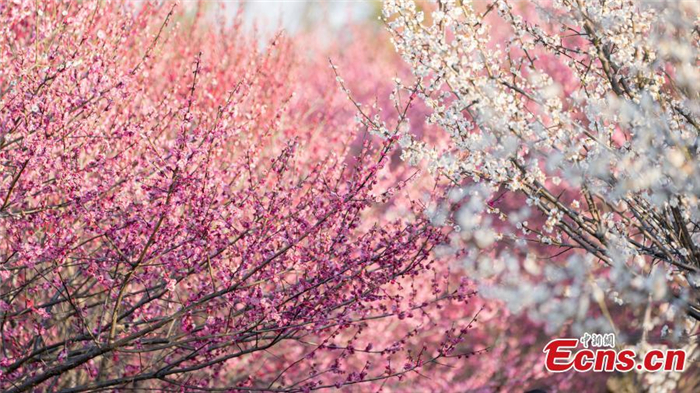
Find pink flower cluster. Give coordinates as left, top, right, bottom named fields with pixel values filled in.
left=0, top=2, right=479, bottom=391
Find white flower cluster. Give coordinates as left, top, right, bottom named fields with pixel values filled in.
left=383, top=0, right=700, bottom=357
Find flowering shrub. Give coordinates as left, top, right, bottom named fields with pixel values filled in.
left=379, top=0, right=699, bottom=390
left=5, top=0, right=698, bottom=390
left=0, top=1, right=480, bottom=391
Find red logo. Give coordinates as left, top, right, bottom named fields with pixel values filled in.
left=543, top=334, right=686, bottom=373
